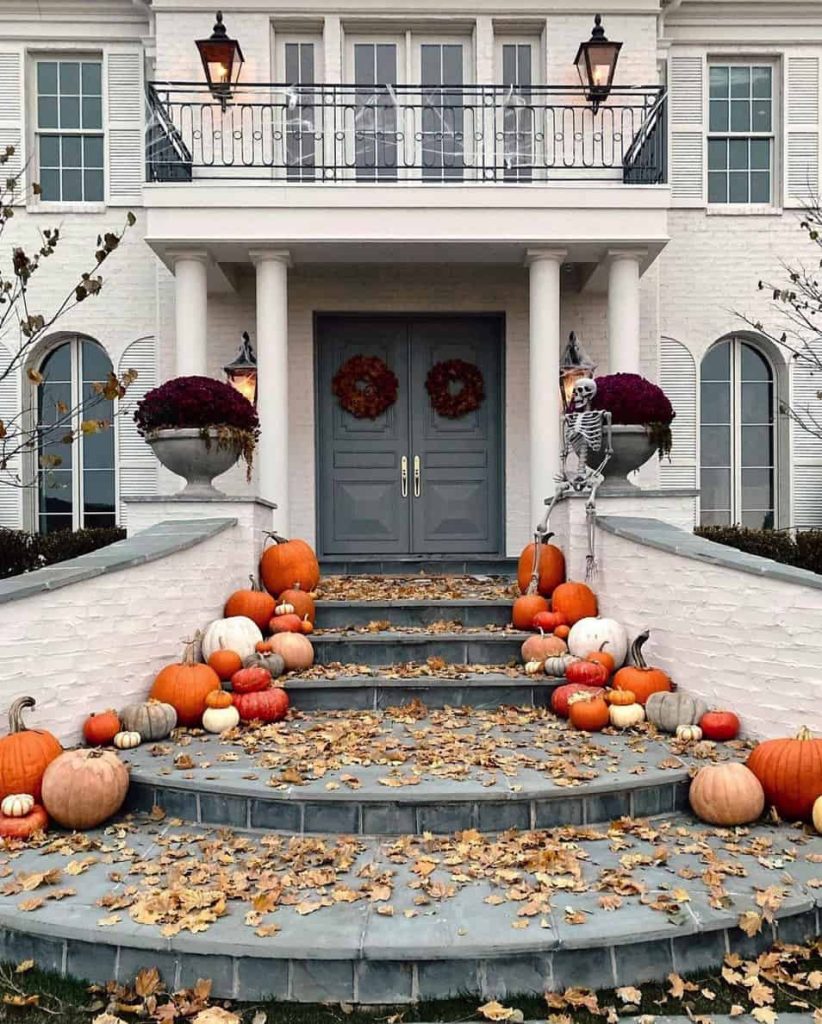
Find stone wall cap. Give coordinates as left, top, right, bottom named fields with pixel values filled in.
left=125, top=495, right=278, bottom=509
left=550, top=487, right=699, bottom=502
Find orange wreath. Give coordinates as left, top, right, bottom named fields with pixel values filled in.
left=332, top=355, right=399, bottom=419
left=425, top=359, right=485, bottom=418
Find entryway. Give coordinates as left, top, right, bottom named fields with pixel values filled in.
left=316, top=314, right=504, bottom=557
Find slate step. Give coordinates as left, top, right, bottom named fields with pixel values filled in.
left=311, top=630, right=525, bottom=666
left=320, top=555, right=517, bottom=576
left=123, top=717, right=694, bottom=834
left=2, top=813, right=818, bottom=1002
left=315, top=600, right=512, bottom=629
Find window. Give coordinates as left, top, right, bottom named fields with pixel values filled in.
left=418, top=43, right=465, bottom=180
left=700, top=337, right=776, bottom=528
left=36, top=59, right=104, bottom=202
left=708, top=63, right=774, bottom=205
left=353, top=42, right=399, bottom=180
left=283, top=42, right=316, bottom=179
left=499, top=41, right=536, bottom=180
left=37, top=337, right=116, bottom=533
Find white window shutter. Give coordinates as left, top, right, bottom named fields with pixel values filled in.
left=659, top=336, right=697, bottom=488
left=117, top=336, right=158, bottom=525
left=785, top=56, right=820, bottom=206
left=668, top=54, right=706, bottom=206
left=106, top=49, right=144, bottom=206
left=0, top=51, right=24, bottom=185
left=0, top=343, right=23, bottom=529
left=791, top=342, right=822, bottom=527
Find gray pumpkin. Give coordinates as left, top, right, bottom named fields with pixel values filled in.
left=243, top=651, right=286, bottom=678
left=119, top=700, right=177, bottom=741
left=544, top=653, right=580, bottom=677
left=645, top=691, right=708, bottom=733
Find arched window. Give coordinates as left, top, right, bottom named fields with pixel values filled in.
left=700, top=336, right=776, bottom=528
left=37, top=336, right=116, bottom=533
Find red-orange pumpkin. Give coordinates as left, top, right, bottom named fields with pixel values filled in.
left=565, top=660, right=609, bottom=687
left=224, top=575, right=276, bottom=631
left=586, top=643, right=616, bottom=676
left=149, top=635, right=221, bottom=727
left=554, top=624, right=571, bottom=640
left=551, top=582, right=598, bottom=625
left=517, top=533, right=566, bottom=597
left=0, top=804, right=48, bottom=840
left=512, top=594, right=549, bottom=630
left=532, top=611, right=568, bottom=633
left=260, top=534, right=320, bottom=596
left=278, top=585, right=316, bottom=625
left=207, top=647, right=243, bottom=682
left=0, top=698, right=62, bottom=803
left=747, top=727, right=822, bottom=821
left=568, top=692, right=610, bottom=732
left=268, top=613, right=305, bottom=634
left=700, top=710, right=740, bottom=742
left=551, top=682, right=602, bottom=719
left=612, top=631, right=672, bottom=705
left=83, top=710, right=121, bottom=747
left=233, top=688, right=290, bottom=723
left=230, top=666, right=272, bottom=695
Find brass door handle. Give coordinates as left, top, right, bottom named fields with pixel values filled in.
left=413, top=455, right=421, bottom=498
left=401, top=455, right=408, bottom=498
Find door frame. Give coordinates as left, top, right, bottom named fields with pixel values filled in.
left=313, top=311, right=507, bottom=558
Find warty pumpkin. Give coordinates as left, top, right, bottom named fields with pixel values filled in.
left=551, top=682, right=602, bottom=719
left=612, top=631, right=672, bottom=705
left=517, top=533, right=566, bottom=597
left=689, top=763, right=764, bottom=826
left=550, top=581, right=598, bottom=625
left=0, top=697, right=62, bottom=803
left=512, top=594, right=549, bottom=630
left=0, top=804, right=48, bottom=840
left=233, top=687, right=290, bottom=723
left=747, top=726, right=822, bottom=821
left=41, top=748, right=129, bottom=830
left=149, top=634, right=221, bottom=727
left=230, top=666, right=272, bottom=695
left=260, top=533, right=320, bottom=596
left=83, top=710, right=121, bottom=747
left=565, top=659, right=609, bottom=687
left=224, top=575, right=276, bottom=631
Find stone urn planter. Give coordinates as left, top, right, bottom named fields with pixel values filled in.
left=147, top=428, right=243, bottom=497
left=590, top=424, right=657, bottom=494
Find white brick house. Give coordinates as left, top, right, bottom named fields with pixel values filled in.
left=0, top=0, right=821, bottom=556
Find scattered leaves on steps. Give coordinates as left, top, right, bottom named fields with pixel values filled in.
left=295, top=659, right=526, bottom=680
left=316, top=574, right=517, bottom=602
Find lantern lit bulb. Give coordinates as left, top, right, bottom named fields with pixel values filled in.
left=230, top=371, right=257, bottom=405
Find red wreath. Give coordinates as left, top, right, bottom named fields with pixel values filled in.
left=332, top=355, right=399, bottom=419
left=425, top=359, right=485, bottom=418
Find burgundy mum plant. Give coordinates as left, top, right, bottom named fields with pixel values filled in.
left=135, top=375, right=260, bottom=477
left=590, top=372, right=675, bottom=458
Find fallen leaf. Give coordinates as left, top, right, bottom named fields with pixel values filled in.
left=738, top=909, right=763, bottom=937
left=616, top=986, right=642, bottom=1005
left=751, top=1009, right=778, bottom=1024
left=478, top=1001, right=518, bottom=1021
left=192, top=1010, right=241, bottom=1024
left=14, top=960, right=34, bottom=974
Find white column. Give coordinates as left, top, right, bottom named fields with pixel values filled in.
left=251, top=250, right=291, bottom=529
left=527, top=249, right=566, bottom=530
left=607, top=249, right=644, bottom=375
left=171, top=251, right=209, bottom=377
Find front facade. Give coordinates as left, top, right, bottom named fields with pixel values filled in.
left=1, top=0, right=821, bottom=554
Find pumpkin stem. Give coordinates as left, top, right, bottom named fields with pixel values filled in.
left=796, top=726, right=814, bottom=741
left=630, top=630, right=650, bottom=670
left=248, top=574, right=264, bottom=592
left=8, top=697, right=35, bottom=735
left=181, top=631, right=203, bottom=666
left=264, top=531, right=289, bottom=546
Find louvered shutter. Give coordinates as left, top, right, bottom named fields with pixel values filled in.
left=117, top=336, right=158, bottom=524
left=659, top=336, right=698, bottom=488
left=785, top=56, right=820, bottom=206
left=0, top=343, right=23, bottom=528
left=791, top=342, right=822, bottom=528
left=105, top=48, right=144, bottom=205
left=668, top=53, right=705, bottom=205
left=0, top=50, right=24, bottom=186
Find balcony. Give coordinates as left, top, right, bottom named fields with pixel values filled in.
left=145, top=82, right=666, bottom=186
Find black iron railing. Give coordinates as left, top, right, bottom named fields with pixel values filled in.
left=146, top=82, right=666, bottom=185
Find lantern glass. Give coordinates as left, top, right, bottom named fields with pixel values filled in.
left=196, top=11, right=245, bottom=104
left=574, top=15, right=622, bottom=110
left=224, top=333, right=257, bottom=406
left=560, top=332, right=597, bottom=410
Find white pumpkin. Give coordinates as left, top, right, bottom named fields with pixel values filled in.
left=609, top=703, right=645, bottom=729
left=274, top=602, right=295, bottom=616
left=567, top=617, right=629, bottom=668
left=1, top=794, right=34, bottom=818
left=676, top=724, right=703, bottom=743
left=201, top=616, right=263, bottom=662
left=813, top=796, right=822, bottom=835
left=202, top=705, right=241, bottom=734
left=113, top=731, right=141, bottom=750
left=524, top=659, right=544, bottom=676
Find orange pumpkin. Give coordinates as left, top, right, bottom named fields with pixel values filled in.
left=83, top=710, right=121, bottom=747
left=266, top=633, right=315, bottom=672
left=207, top=647, right=243, bottom=682
left=553, top=624, right=571, bottom=640
left=224, top=575, right=276, bottom=631
left=607, top=689, right=636, bottom=706
left=300, top=617, right=314, bottom=635
left=612, top=630, right=672, bottom=705
left=551, top=582, right=598, bottom=625
left=278, top=585, right=316, bottom=624
left=149, top=634, right=221, bottom=727
left=260, top=534, right=320, bottom=596
left=517, top=533, right=566, bottom=597
left=551, top=682, right=603, bottom=719
left=747, top=727, right=822, bottom=822
left=205, top=690, right=233, bottom=710
left=269, top=613, right=304, bottom=634
left=586, top=643, right=616, bottom=676
left=512, top=594, right=549, bottom=630
left=0, top=698, right=62, bottom=803
left=41, top=748, right=129, bottom=831
left=521, top=631, right=567, bottom=663
left=0, top=804, right=48, bottom=840
left=568, top=692, right=610, bottom=732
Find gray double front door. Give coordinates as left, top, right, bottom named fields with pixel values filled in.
left=316, top=315, right=504, bottom=556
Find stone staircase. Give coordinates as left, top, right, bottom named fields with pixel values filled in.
left=0, top=559, right=820, bottom=1004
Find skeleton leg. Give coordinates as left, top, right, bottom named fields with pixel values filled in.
left=529, top=481, right=572, bottom=593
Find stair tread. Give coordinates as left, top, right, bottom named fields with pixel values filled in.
left=312, top=629, right=526, bottom=640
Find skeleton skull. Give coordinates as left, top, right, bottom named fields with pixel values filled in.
left=571, top=377, right=597, bottom=409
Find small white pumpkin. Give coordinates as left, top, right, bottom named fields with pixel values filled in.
left=274, top=602, right=295, bottom=616
left=813, top=796, right=822, bottom=835
left=202, top=705, right=241, bottom=734
left=609, top=703, right=645, bottom=729
left=676, top=724, right=703, bottom=743
left=567, top=617, right=629, bottom=668
left=1, top=794, right=34, bottom=818
left=201, top=616, right=263, bottom=662
left=113, top=731, right=141, bottom=750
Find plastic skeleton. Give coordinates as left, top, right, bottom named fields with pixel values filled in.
left=530, top=377, right=613, bottom=584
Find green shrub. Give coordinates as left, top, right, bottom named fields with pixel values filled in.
left=695, top=525, right=822, bottom=575
left=0, top=526, right=126, bottom=581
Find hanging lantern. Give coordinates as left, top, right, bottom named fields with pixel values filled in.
left=224, top=332, right=257, bottom=405
left=560, top=332, right=597, bottom=410
left=574, top=14, right=622, bottom=113
left=196, top=11, right=245, bottom=109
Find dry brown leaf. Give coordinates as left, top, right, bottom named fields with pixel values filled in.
left=738, top=909, right=763, bottom=937
left=616, top=986, right=642, bottom=1005
left=192, top=1009, right=241, bottom=1024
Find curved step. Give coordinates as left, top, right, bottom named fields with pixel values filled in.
left=1, top=814, right=817, bottom=1002
left=315, top=600, right=513, bottom=629
left=122, top=712, right=697, bottom=833
left=312, top=630, right=526, bottom=667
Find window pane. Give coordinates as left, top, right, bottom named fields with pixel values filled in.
left=702, top=342, right=731, bottom=380
left=751, top=66, right=772, bottom=99
left=709, top=100, right=729, bottom=132
left=730, top=99, right=750, bottom=132
left=750, top=139, right=770, bottom=170
left=41, top=343, right=71, bottom=381
left=39, top=514, right=73, bottom=534
left=59, top=62, right=80, bottom=94
left=61, top=168, right=82, bottom=201
left=729, top=138, right=748, bottom=169
left=701, top=425, right=731, bottom=467
left=81, top=341, right=112, bottom=381
left=741, top=343, right=772, bottom=381
left=741, top=510, right=773, bottom=529
left=39, top=134, right=59, bottom=167
left=81, top=62, right=101, bottom=95
left=742, top=425, right=773, bottom=466
left=83, top=512, right=117, bottom=529
left=39, top=469, right=73, bottom=514
left=730, top=66, right=750, bottom=97
left=442, top=45, right=463, bottom=86
left=518, top=45, right=532, bottom=87
left=376, top=44, right=396, bottom=84
left=421, top=44, right=440, bottom=84
left=37, top=61, right=58, bottom=94
left=82, top=95, right=102, bottom=129
left=749, top=167, right=770, bottom=201
left=61, top=134, right=82, bottom=168
left=300, top=43, right=315, bottom=84
left=708, top=171, right=727, bottom=204
left=39, top=381, right=72, bottom=423
left=700, top=467, right=732, bottom=510
left=708, top=138, right=727, bottom=169
left=502, top=44, right=516, bottom=86
left=701, top=381, right=731, bottom=422
left=83, top=169, right=104, bottom=201
left=38, top=95, right=58, bottom=129
left=83, top=469, right=115, bottom=513
left=701, top=509, right=732, bottom=526
left=709, top=65, right=729, bottom=98
left=60, top=95, right=80, bottom=129
left=83, top=135, right=104, bottom=168
left=741, top=381, right=773, bottom=423
left=39, top=168, right=60, bottom=201
left=285, top=43, right=301, bottom=83
left=741, top=467, right=773, bottom=509
left=729, top=170, right=748, bottom=203
left=752, top=98, right=771, bottom=132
